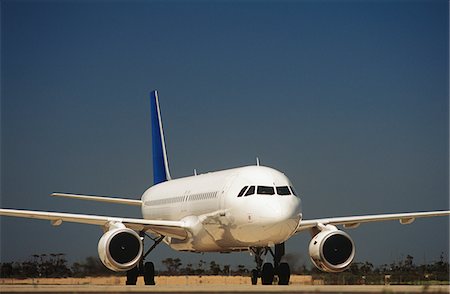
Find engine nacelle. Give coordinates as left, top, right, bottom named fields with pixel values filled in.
left=309, top=228, right=355, bottom=273
left=98, top=227, right=143, bottom=272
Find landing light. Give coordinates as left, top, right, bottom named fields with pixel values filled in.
left=51, top=219, right=63, bottom=226
left=400, top=217, right=415, bottom=225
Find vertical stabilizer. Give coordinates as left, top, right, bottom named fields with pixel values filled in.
left=150, top=90, right=171, bottom=185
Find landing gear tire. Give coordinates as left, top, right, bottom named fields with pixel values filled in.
left=251, top=269, right=258, bottom=285
left=126, top=267, right=139, bottom=285
left=261, top=263, right=274, bottom=285
left=277, top=262, right=290, bottom=285
left=144, top=262, right=155, bottom=285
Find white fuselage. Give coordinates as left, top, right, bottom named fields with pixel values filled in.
left=141, top=166, right=302, bottom=252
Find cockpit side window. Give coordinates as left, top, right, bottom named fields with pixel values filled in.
left=237, top=186, right=248, bottom=197
left=276, top=186, right=291, bottom=196
left=289, top=186, right=298, bottom=196
left=257, top=186, right=275, bottom=195
left=244, top=186, right=255, bottom=196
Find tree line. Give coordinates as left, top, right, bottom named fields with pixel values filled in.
left=0, top=254, right=111, bottom=278
left=1, top=253, right=448, bottom=285
left=159, top=254, right=449, bottom=284
left=309, top=254, right=449, bottom=285
left=159, top=258, right=249, bottom=276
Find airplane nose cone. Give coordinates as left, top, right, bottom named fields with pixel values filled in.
left=258, top=196, right=302, bottom=223
left=232, top=195, right=302, bottom=245
left=248, top=196, right=302, bottom=244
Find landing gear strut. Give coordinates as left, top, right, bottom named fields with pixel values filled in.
left=250, top=243, right=291, bottom=285
left=126, top=233, right=164, bottom=286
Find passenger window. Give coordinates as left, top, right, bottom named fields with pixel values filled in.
left=237, top=186, right=248, bottom=197
left=257, top=186, right=275, bottom=195
left=289, top=186, right=298, bottom=196
left=276, top=186, right=291, bottom=196
left=244, top=186, right=255, bottom=196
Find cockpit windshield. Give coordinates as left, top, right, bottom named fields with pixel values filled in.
left=289, top=186, right=298, bottom=196
left=244, top=186, right=255, bottom=196
left=257, top=186, right=275, bottom=195
left=276, top=186, right=291, bottom=195
left=237, top=186, right=248, bottom=197
left=236, top=185, right=299, bottom=197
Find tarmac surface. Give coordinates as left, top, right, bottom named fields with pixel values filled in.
left=0, top=285, right=449, bottom=294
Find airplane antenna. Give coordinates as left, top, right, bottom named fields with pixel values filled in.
left=193, top=169, right=197, bottom=176
left=256, top=157, right=260, bottom=166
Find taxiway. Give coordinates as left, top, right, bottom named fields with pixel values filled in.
left=0, top=284, right=449, bottom=294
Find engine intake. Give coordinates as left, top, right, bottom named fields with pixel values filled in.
left=309, top=228, right=355, bottom=273
left=98, top=227, right=143, bottom=272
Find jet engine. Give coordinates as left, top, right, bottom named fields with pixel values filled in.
left=308, top=227, right=355, bottom=273
left=98, top=227, right=143, bottom=272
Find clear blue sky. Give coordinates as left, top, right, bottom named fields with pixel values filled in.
left=1, top=0, right=448, bottom=270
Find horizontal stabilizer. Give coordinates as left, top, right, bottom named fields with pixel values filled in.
left=51, top=193, right=142, bottom=206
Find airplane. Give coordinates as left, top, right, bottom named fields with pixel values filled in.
left=1, top=90, right=449, bottom=285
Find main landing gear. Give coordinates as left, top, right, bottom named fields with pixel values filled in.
left=126, top=233, right=165, bottom=286
left=250, top=243, right=291, bottom=285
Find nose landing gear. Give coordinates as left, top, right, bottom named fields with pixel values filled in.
left=250, top=243, right=291, bottom=285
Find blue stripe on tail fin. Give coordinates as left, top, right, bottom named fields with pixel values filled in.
left=150, top=90, right=171, bottom=185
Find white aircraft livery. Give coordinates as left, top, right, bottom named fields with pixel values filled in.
left=1, top=91, right=449, bottom=285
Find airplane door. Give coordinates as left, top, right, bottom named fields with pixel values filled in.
left=180, top=190, right=190, bottom=216
left=219, top=174, right=237, bottom=211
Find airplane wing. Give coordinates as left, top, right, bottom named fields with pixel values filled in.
left=51, top=193, right=142, bottom=206
left=0, top=208, right=187, bottom=240
left=296, top=210, right=450, bottom=232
